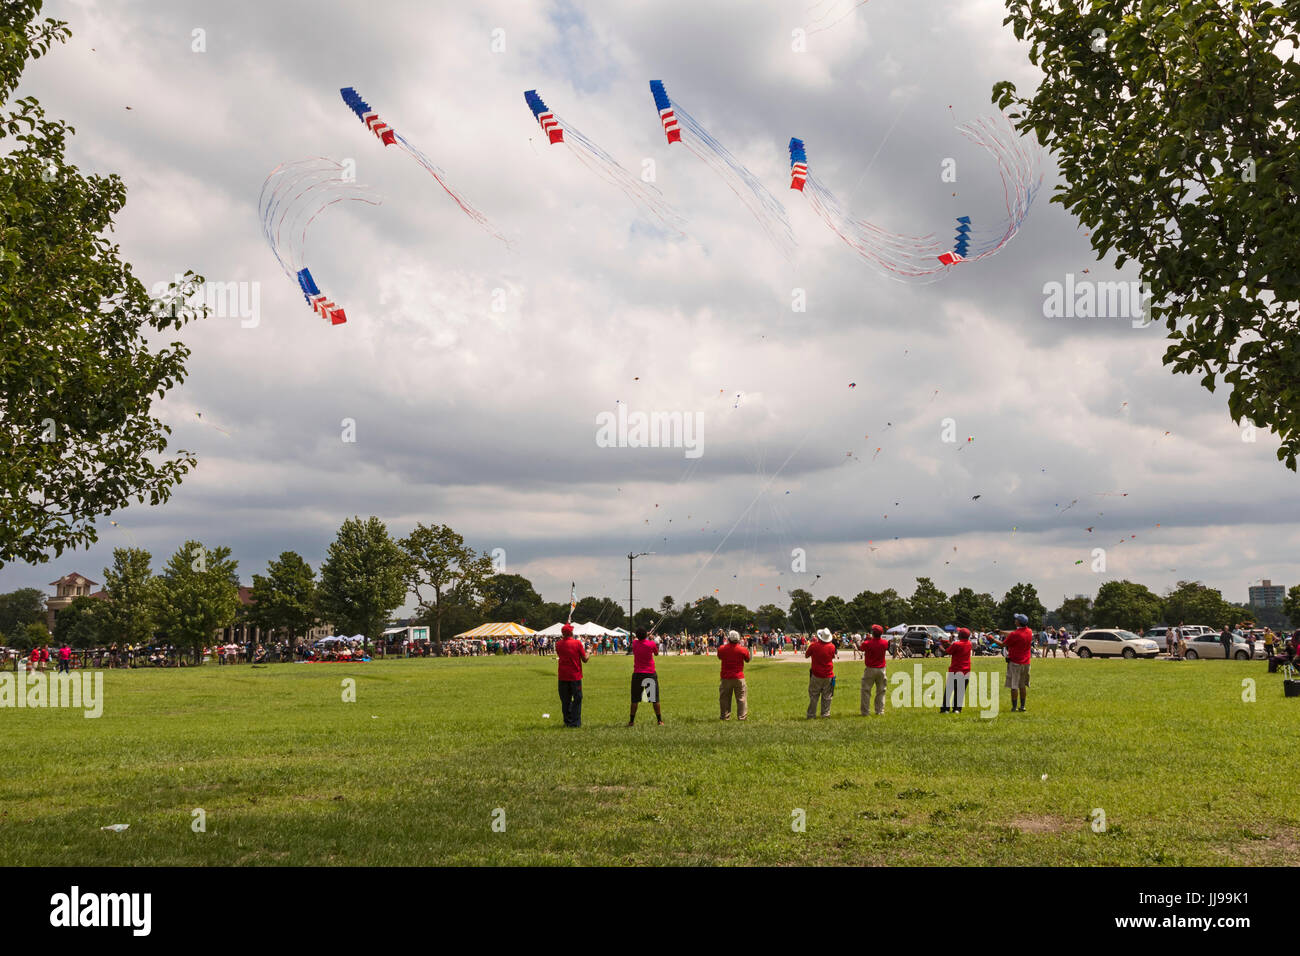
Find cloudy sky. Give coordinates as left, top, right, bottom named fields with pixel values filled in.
left=4, top=0, right=1297, bottom=621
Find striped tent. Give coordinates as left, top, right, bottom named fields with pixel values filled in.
left=453, top=622, right=538, bottom=639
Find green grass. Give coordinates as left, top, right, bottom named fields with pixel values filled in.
left=0, top=654, right=1294, bottom=865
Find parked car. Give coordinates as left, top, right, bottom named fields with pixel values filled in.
left=1147, top=625, right=1222, bottom=650
left=1146, top=626, right=1171, bottom=650
left=1075, top=629, right=1160, bottom=659
left=900, top=625, right=946, bottom=657
left=1182, top=633, right=1265, bottom=660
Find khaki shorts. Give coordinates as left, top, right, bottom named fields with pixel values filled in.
left=1005, top=662, right=1030, bottom=690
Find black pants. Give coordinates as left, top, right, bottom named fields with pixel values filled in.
left=57, top=659, right=70, bottom=673
left=558, top=680, right=583, bottom=727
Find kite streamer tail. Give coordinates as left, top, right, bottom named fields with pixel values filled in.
left=653, top=82, right=793, bottom=258
left=561, top=120, right=687, bottom=233
left=394, top=133, right=510, bottom=247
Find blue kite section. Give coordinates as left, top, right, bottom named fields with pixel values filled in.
left=339, top=87, right=370, bottom=121
left=953, top=215, right=972, bottom=257
left=649, top=80, right=672, bottom=111
left=296, top=267, right=320, bottom=304
left=523, top=89, right=548, bottom=118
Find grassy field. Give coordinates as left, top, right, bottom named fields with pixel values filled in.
left=0, top=653, right=1294, bottom=866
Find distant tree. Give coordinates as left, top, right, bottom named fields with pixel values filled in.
left=1243, top=603, right=1290, bottom=631
left=656, top=595, right=678, bottom=631
left=537, top=601, right=567, bottom=627
left=1055, top=595, right=1093, bottom=632
left=878, top=588, right=913, bottom=627
left=421, top=583, right=483, bottom=639
left=910, top=577, right=954, bottom=624
left=717, top=603, right=754, bottom=631
left=101, top=547, right=155, bottom=646
left=632, top=607, right=659, bottom=631
left=1282, top=585, right=1300, bottom=629
left=755, top=603, right=787, bottom=631
left=573, top=595, right=626, bottom=628
left=481, top=574, right=544, bottom=625
left=952, top=587, right=998, bottom=632
left=400, top=522, right=491, bottom=654
left=785, top=589, right=815, bottom=633
left=0, top=4, right=206, bottom=567
left=812, top=595, right=849, bottom=631
left=997, top=583, right=1046, bottom=629
left=1090, top=580, right=1164, bottom=632
left=12, top=620, right=51, bottom=650
left=247, top=551, right=318, bottom=653
left=1163, top=581, right=1235, bottom=629
left=151, top=541, right=240, bottom=663
left=685, top=596, right=723, bottom=633
left=322, top=517, right=408, bottom=651
left=53, top=595, right=104, bottom=649
left=0, top=587, right=46, bottom=635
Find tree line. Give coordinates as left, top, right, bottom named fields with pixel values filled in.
left=3, top=516, right=1290, bottom=659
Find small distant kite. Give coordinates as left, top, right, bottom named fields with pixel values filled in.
left=195, top=412, right=231, bottom=437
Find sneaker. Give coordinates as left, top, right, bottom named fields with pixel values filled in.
left=940, top=707, right=949, bottom=713
left=657, top=720, right=665, bottom=726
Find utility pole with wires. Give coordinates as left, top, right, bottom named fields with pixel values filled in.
left=627, top=551, right=654, bottom=635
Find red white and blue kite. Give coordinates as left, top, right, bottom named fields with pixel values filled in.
left=524, top=89, right=684, bottom=232
left=650, top=80, right=794, bottom=258
left=788, top=112, right=1042, bottom=281
left=258, top=158, right=380, bottom=326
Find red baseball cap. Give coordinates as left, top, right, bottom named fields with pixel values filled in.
left=870, top=624, right=884, bottom=635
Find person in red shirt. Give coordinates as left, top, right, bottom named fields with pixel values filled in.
left=805, top=628, right=838, bottom=718
left=717, top=629, right=752, bottom=720
left=997, top=614, right=1035, bottom=712
left=940, top=627, right=973, bottom=713
left=555, top=623, right=590, bottom=727
left=859, top=624, right=890, bottom=716
left=628, top=628, right=663, bottom=726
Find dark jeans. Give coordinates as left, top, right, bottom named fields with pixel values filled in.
left=57, top=659, right=70, bottom=673
left=558, top=680, right=583, bottom=727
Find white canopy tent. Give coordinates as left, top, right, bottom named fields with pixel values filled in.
left=535, top=621, right=620, bottom=638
